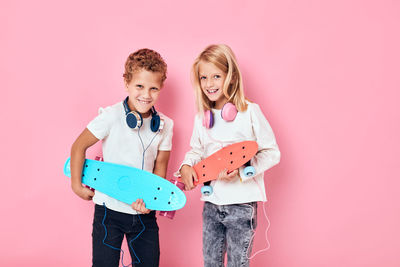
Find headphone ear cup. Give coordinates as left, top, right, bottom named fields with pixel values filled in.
left=221, top=102, right=238, bottom=122
left=203, top=110, right=214, bottom=128
left=126, top=111, right=143, bottom=129
left=150, top=114, right=161, bottom=132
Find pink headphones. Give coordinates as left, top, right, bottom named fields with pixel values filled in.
left=202, top=102, right=238, bottom=128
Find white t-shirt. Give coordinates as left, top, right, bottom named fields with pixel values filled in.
left=87, top=101, right=173, bottom=214
left=181, top=101, right=280, bottom=205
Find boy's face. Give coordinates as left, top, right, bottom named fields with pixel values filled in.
left=198, top=60, right=227, bottom=109
left=125, top=69, right=163, bottom=118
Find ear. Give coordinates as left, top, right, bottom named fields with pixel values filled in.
left=124, top=80, right=129, bottom=91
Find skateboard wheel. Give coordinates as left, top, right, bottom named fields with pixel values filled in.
left=159, top=210, right=176, bottom=219
left=201, top=185, right=213, bottom=196
left=95, top=156, right=104, bottom=161
left=243, top=166, right=255, bottom=177
left=170, top=180, right=185, bottom=191
left=85, top=185, right=95, bottom=192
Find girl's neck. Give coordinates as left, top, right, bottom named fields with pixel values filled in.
left=213, top=98, right=229, bottom=110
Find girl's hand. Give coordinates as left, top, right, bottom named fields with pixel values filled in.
left=180, top=165, right=198, bottom=191
left=131, top=199, right=151, bottom=214
left=72, top=184, right=95, bottom=201
left=218, top=169, right=239, bottom=181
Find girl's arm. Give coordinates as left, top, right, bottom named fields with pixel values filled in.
left=180, top=115, right=204, bottom=190
left=245, top=104, right=281, bottom=181
left=70, top=128, right=99, bottom=200
left=180, top=165, right=198, bottom=191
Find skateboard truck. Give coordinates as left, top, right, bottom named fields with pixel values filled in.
left=200, top=160, right=256, bottom=196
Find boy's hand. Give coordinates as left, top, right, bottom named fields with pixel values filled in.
left=218, top=169, right=238, bottom=182
left=131, top=199, right=151, bottom=214
left=180, top=165, right=198, bottom=191
left=72, top=184, right=95, bottom=201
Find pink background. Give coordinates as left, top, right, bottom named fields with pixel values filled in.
left=1, top=0, right=399, bottom=266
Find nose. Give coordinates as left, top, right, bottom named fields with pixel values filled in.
left=143, top=88, right=151, bottom=98
left=206, top=78, right=214, bottom=88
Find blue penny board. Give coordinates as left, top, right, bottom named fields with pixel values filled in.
left=63, top=158, right=186, bottom=211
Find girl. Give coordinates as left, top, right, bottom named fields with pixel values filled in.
left=179, top=44, right=280, bottom=267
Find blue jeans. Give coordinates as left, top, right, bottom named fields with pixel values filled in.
left=92, top=204, right=160, bottom=267
left=202, top=201, right=258, bottom=267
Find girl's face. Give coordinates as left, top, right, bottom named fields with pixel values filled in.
left=125, top=69, right=162, bottom=117
left=198, top=60, right=227, bottom=109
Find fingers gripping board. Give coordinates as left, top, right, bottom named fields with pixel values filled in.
left=64, top=158, right=186, bottom=211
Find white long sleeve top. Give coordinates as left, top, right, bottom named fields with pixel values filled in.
left=181, top=101, right=280, bottom=205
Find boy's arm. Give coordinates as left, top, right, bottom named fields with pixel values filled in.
left=70, top=128, right=99, bottom=200
left=153, top=150, right=171, bottom=178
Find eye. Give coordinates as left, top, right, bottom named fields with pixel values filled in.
left=136, top=84, right=144, bottom=89
left=200, top=76, right=206, bottom=80
left=150, top=87, right=159, bottom=91
left=214, top=75, right=221, bottom=79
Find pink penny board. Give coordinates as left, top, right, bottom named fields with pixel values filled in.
left=180, top=141, right=258, bottom=186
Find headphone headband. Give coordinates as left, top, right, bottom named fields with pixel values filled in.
left=123, top=97, right=131, bottom=115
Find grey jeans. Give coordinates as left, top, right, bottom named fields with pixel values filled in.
left=202, top=201, right=258, bottom=267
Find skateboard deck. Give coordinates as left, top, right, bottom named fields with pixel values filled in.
left=181, top=141, right=258, bottom=186
left=64, top=158, right=186, bottom=211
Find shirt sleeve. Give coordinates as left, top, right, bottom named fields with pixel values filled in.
left=86, top=107, right=114, bottom=140
left=181, top=114, right=204, bottom=168
left=158, top=117, right=174, bottom=151
left=245, top=103, right=281, bottom=180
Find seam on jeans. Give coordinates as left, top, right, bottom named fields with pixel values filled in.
left=240, top=234, right=252, bottom=266
left=219, top=236, right=225, bottom=266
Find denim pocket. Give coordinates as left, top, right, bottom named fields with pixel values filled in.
left=240, top=202, right=257, bottom=229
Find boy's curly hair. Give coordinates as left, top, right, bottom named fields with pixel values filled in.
left=123, top=48, right=167, bottom=84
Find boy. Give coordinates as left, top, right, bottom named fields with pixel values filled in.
left=70, top=48, right=173, bottom=267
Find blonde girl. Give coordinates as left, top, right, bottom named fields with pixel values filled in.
left=179, top=44, right=280, bottom=267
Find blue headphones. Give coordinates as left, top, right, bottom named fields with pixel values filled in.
left=123, top=97, right=163, bottom=132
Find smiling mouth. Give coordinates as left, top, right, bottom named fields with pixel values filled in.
left=137, top=99, right=152, bottom=104
left=207, top=89, right=219, bottom=94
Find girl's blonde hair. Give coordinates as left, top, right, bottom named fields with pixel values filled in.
left=191, top=44, right=248, bottom=114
